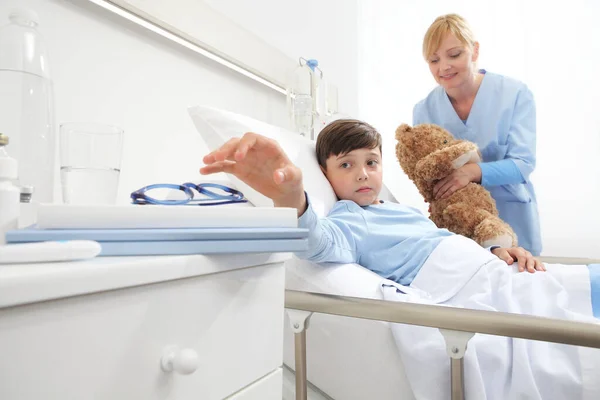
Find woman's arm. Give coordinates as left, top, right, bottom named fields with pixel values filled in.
left=479, top=87, right=537, bottom=187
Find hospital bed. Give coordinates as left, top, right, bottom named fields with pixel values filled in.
left=280, top=182, right=600, bottom=400
left=279, top=187, right=600, bottom=400
left=188, top=105, right=600, bottom=400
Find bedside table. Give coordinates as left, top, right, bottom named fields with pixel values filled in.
left=0, top=252, right=289, bottom=399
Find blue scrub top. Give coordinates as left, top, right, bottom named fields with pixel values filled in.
left=413, top=70, right=542, bottom=255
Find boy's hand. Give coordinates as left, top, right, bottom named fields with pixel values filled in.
left=200, top=132, right=307, bottom=216
left=492, top=246, right=546, bottom=273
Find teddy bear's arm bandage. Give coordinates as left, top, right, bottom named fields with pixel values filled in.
left=452, top=149, right=482, bottom=169
left=415, top=142, right=479, bottom=181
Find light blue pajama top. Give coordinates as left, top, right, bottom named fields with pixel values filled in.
left=413, top=70, right=542, bottom=255
left=296, top=196, right=455, bottom=285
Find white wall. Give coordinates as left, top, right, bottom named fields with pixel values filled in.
left=358, top=0, right=600, bottom=258
left=204, top=0, right=360, bottom=118
left=0, top=0, right=289, bottom=204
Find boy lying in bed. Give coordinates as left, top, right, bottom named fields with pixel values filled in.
left=200, top=118, right=544, bottom=281
left=201, top=119, right=600, bottom=399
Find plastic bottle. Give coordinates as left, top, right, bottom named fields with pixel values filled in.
left=287, top=58, right=323, bottom=138
left=313, top=73, right=330, bottom=136
left=0, top=134, right=20, bottom=245
left=0, top=8, right=56, bottom=225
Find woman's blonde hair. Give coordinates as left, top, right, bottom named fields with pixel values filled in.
left=422, top=14, right=476, bottom=60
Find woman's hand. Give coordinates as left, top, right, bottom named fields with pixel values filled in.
left=492, top=246, right=546, bottom=273
left=433, top=163, right=482, bottom=200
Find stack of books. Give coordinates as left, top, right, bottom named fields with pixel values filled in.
left=5, top=204, right=308, bottom=257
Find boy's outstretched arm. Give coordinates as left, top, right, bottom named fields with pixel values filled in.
left=200, top=132, right=307, bottom=216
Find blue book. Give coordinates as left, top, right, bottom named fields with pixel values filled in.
left=5, top=227, right=310, bottom=257
left=92, top=238, right=308, bottom=256
left=6, top=226, right=309, bottom=243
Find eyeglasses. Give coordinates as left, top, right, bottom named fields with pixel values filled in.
left=131, top=182, right=248, bottom=206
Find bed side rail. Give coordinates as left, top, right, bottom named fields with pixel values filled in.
left=539, top=256, right=600, bottom=265
left=285, top=289, right=600, bottom=400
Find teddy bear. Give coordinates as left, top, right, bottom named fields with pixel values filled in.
left=395, top=123, right=517, bottom=249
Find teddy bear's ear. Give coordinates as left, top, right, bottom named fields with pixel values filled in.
left=395, top=124, right=412, bottom=140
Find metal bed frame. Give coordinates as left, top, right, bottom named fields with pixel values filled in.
left=285, top=256, right=600, bottom=400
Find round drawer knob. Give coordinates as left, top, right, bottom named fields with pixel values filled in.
left=161, top=345, right=199, bottom=375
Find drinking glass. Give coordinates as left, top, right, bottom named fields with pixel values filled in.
left=59, top=122, right=123, bottom=205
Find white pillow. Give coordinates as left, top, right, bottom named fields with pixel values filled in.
left=188, top=105, right=338, bottom=216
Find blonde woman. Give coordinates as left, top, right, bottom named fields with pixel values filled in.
left=413, top=13, right=542, bottom=255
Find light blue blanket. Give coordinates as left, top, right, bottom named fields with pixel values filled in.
left=589, top=263, right=600, bottom=318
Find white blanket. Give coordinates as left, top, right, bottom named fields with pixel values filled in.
left=381, top=235, right=600, bottom=400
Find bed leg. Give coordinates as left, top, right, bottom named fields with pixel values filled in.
left=295, top=330, right=308, bottom=400
left=439, top=329, right=475, bottom=400
left=450, top=357, right=465, bottom=399
left=286, top=309, right=313, bottom=400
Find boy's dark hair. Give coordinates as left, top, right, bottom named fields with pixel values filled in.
left=316, top=119, right=382, bottom=170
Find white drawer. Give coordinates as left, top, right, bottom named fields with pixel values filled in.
left=227, top=368, right=282, bottom=399
left=0, top=262, right=284, bottom=400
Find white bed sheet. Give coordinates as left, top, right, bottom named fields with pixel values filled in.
left=283, top=257, right=415, bottom=400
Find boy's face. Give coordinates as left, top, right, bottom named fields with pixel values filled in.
left=323, top=147, right=382, bottom=206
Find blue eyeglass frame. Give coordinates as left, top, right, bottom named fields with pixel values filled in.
left=130, top=182, right=247, bottom=206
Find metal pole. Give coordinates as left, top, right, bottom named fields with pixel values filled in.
left=309, top=68, right=316, bottom=141
left=294, top=330, right=308, bottom=400
left=451, top=358, right=465, bottom=400
left=539, top=256, right=600, bottom=265
left=285, top=290, right=600, bottom=349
